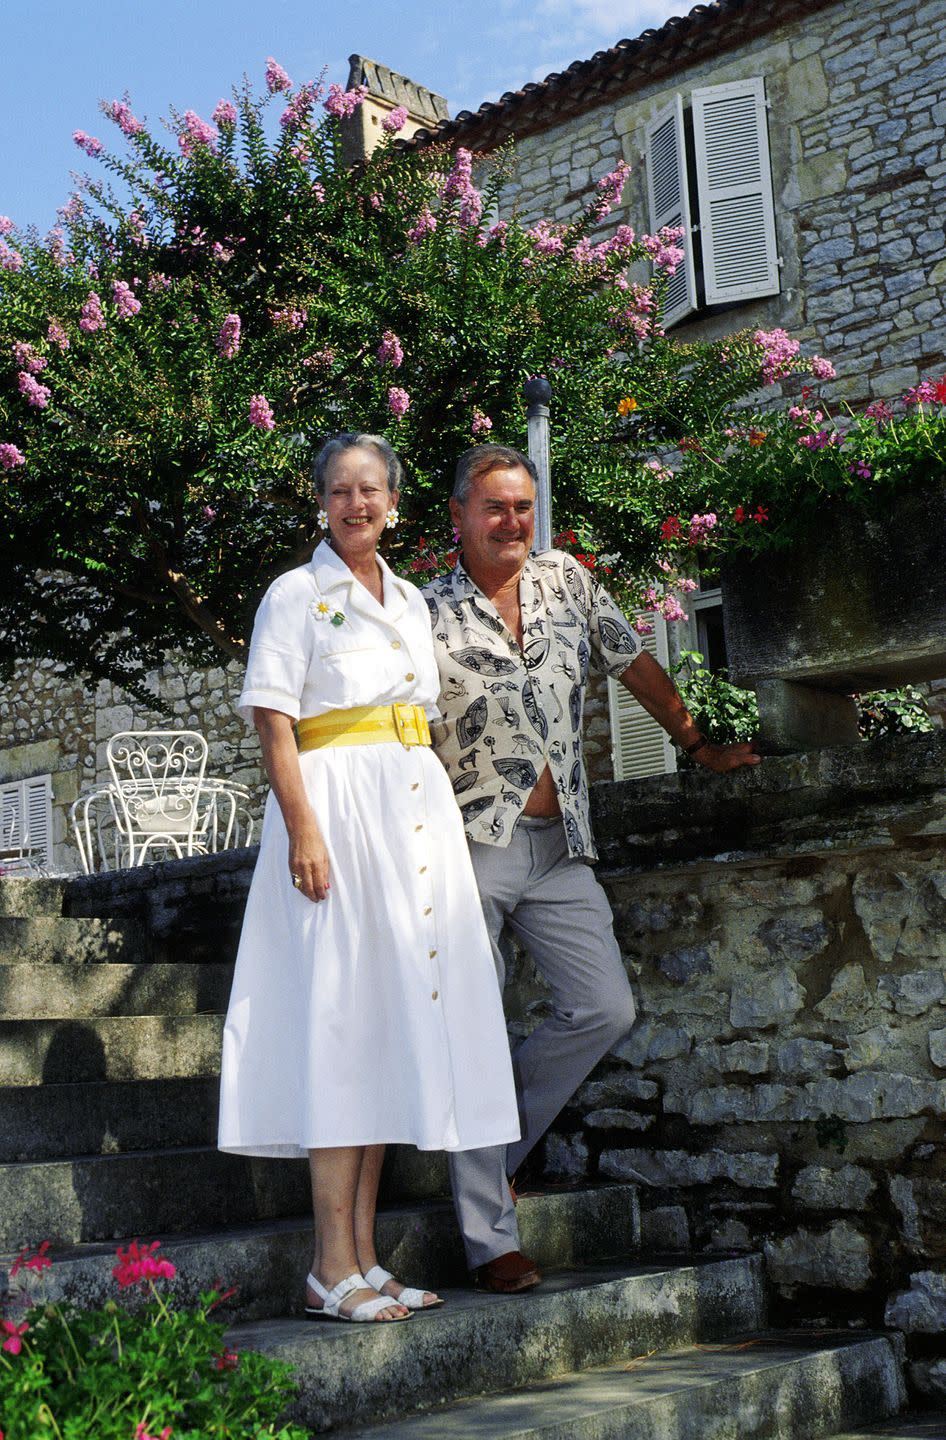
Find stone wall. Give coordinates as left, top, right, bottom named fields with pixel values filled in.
left=491, top=0, right=946, bottom=406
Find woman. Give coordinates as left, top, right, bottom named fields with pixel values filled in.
left=218, top=433, right=520, bottom=1323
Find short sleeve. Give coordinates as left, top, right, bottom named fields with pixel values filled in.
left=236, top=579, right=311, bottom=724
left=564, top=557, right=642, bottom=677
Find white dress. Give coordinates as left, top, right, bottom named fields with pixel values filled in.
left=217, top=541, right=520, bottom=1157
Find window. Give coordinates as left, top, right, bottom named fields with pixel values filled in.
left=645, top=76, right=780, bottom=324
left=0, top=774, right=53, bottom=868
left=608, top=614, right=678, bottom=781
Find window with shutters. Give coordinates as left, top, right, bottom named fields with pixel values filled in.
left=0, top=774, right=53, bottom=867
left=644, top=76, right=779, bottom=325
left=608, top=615, right=678, bottom=780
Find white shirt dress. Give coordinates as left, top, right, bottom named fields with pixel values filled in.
left=217, top=541, right=520, bottom=1157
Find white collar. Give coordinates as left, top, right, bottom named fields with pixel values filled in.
left=308, top=538, right=411, bottom=622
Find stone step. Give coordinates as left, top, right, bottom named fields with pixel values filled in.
left=5, top=1184, right=641, bottom=1323
left=348, top=1332, right=904, bottom=1440
left=0, top=914, right=151, bottom=964
left=830, top=1417, right=946, bottom=1439
left=0, top=961, right=232, bottom=1018
left=231, top=1257, right=768, bottom=1434
left=0, top=1013, right=223, bottom=1085
left=0, top=1077, right=221, bottom=1161
left=0, top=877, right=67, bottom=917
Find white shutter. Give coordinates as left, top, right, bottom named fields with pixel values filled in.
left=0, top=775, right=53, bottom=867
left=608, top=615, right=678, bottom=780
left=691, top=77, right=779, bottom=304
left=645, top=95, right=697, bottom=327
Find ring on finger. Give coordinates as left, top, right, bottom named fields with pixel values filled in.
left=291, top=873, right=302, bottom=888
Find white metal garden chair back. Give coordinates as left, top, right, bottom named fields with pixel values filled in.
left=106, top=730, right=209, bottom=866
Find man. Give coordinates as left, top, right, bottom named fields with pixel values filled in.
left=423, top=444, right=759, bottom=1293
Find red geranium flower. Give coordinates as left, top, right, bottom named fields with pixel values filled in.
left=733, top=506, right=747, bottom=524
left=660, top=515, right=683, bottom=541
left=934, top=376, right=946, bottom=404
left=753, top=506, right=769, bottom=524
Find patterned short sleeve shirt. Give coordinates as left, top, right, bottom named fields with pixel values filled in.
left=422, top=549, right=642, bottom=860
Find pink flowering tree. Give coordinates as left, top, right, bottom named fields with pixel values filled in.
left=0, top=61, right=824, bottom=690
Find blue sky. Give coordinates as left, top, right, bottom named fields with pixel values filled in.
left=2, top=0, right=685, bottom=233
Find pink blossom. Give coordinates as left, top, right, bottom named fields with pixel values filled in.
left=9, top=1241, right=51, bottom=1276
left=369, top=192, right=382, bottom=210
left=323, top=83, right=367, bottom=119
left=442, top=149, right=482, bottom=228
left=0, top=216, right=12, bottom=235
left=377, top=330, right=404, bottom=368
left=798, top=429, right=836, bottom=449
left=272, top=306, right=307, bottom=331
left=382, top=105, right=408, bottom=133
left=113, top=1240, right=177, bottom=1289
left=178, top=111, right=218, bottom=157
left=849, top=460, right=872, bottom=479
left=46, top=320, right=69, bottom=352
left=688, top=513, right=718, bottom=545
left=632, top=616, right=654, bottom=636
left=1, top=1320, right=29, bottom=1357
left=280, top=82, right=321, bottom=132
left=127, top=210, right=147, bottom=246
left=104, top=99, right=144, bottom=136
left=211, top=241, right=234, bottom=263
left=660, top=595, right=687, bottom=623
left=407, top=207, right=437, bottom=243
left=312, top=181, right=326, bottom=203
left=809, top=355, right=836, bottom=380
left=13, top=342, right=47, bottom=374
left=147, top=273, right=171, bottom=292
left=58, top=195, right=84, bottom=225
left=0, top=443, right=26, bottom=471
left=904, top=380, right=937, bottom=405
left=526, top=220, right=566, bottom=256
left=387, top=386, right=411, bottom=419
left=18, top=372, right=51, bottom=408
left=112, top=279, right=141, bottom=319
left=265, top=57, right=292, bottom=94
left=488, top=220, right=508, bottom=247
left=303, top=346, right=335, bottom=368
left=249, top=394, right=275, bottom=431
left=202, top=505, right=217, bottom=520
left=642, top=227, right=685, bottom=274
left=593, top=160, right=630, bottom=218
left=216, top=313, right=241, bottom=358
left=134, top=1425, right=173, bottom=1440
left=754, top=327, right=801, bottom=385
left=46, top=227, right=66, bottom=265
left=0, top=243, right=23, bottom=272
left=472, top=408, right=493, bottom=435
left=73, top=131, right=104, bottom=157
left=865, top=399, right=892, bottom=422
left=212, top=99, right=237, bottom=127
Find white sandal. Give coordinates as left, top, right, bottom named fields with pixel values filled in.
left=304, top=1270, right=411, bottom=1323
left=364, top=1264, right=444, bottom=1311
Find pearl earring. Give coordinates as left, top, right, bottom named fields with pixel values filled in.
left=385, top=507, right=400, bottom=529
left=317, top=509, right=329, bottom=530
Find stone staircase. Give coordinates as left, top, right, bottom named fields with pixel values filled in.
left=0, top=874, right=937, bottom=1437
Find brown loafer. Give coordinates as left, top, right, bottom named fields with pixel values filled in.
left=473, top=1250, right=542, bottom=1293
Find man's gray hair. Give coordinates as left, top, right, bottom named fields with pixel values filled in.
left=452, top=445, right=538, bottom=504
left=312, top=433, right=404, bottom=498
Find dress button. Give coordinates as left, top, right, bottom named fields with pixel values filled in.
left=405, top=672, right=415, bottom=681
left=419, top=865, right=427, bottom=873
left=431, top=990, right=439, bottom=1001
left=415, top=824, right=423, bottom=832
left=424, top=906, right=432, bottom=915
left=411, top=783, right=419, bottom=791
left=391, top=640, right=402, bottom=650
left=429, top=948, right=438, bottom=959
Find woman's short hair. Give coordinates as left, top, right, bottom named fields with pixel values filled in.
left=312, top=433, right=404, bottom=498
left=452, top=444, right=538, bottom=503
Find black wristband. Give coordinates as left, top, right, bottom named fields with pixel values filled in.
left=684, top=735, right=709, bottom=757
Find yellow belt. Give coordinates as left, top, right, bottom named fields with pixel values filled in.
left=297, top=704, right=432, bottom=752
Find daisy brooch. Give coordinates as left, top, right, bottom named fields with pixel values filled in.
left=311, top=599, right=346, bottom=626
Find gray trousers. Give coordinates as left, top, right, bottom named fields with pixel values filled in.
left=449, top=816, right=636, bottom=1268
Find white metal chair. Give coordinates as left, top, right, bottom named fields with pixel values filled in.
left=69, top=731, right=256, bottom=874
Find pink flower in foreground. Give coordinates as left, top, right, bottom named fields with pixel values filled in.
left=280, top=82, right=321, bottom=132
left=112, top=279, right=141, bottom=319
left=323, top=83, right=367, bottom=118
left=113, top=1240, right=176, bottom=1289
left=9, top=1240, right=51, bottom=1276
left=73, top=130, right=104, bottom=157
left=754, top=327, right=801, bottom=384
left=387, top=386, right=411, bottom=419
left=248, top=394, right=275, bottom=431
left=265, top=57, right=292, bottom=93
left=13, top=342, right=46, bottom=374
left=1, top=1320, right=28, bottom=1357
left=178, top=111, right=218, bottom=157
left=272, top=307, right=307, bottom=332
left=688, top=513, right=717, bottom=545
left=809, top=355, right=836, bottom=380
left=377, top=330, right=404, bottom=368
left=18, top=373, right=51, bottom=409
left=849, top=460, right=872, bottom=479
left=904, top=380, right=937, bottom=405
left=79, top=291, right=105, bottom=334
left=46, top=320, right=69, bottom=351
left=442, top=148, right=482, bottom=228
left=104, top=100, right=144, bottom=136
left=212, top=99, right=237, bottom=128
left=406, top=207, right=437, bottom=243
left=472, top=408, right=493, bottom=435
left=216, top=313, right=241, bottom=358
left=0, top=216, right=12, bottom=235
left=864, top=399, right=892, bottom=422
left=213, top=1348, right=240, bottom=1371
left=632, top=616, right=654, bottom=636
left=134, top=1424, right=172, bottom=1440
left=382, top=105, right=408, bottom=133
left=0, top=444, right=26, bottom=471
left=0, top=243, right=23, bottom=272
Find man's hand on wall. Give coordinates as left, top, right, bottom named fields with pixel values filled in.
left=692, top=741, right=761, bottom=773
